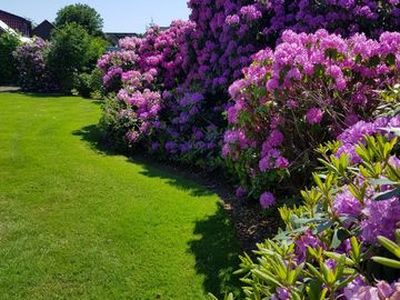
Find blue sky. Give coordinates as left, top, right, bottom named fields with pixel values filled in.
left=0, top=0, right=190, bottom=33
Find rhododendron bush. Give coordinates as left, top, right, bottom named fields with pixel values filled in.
left=13, top=38, right=59, bottom=92
left=98, top=21, right=223, bottom=166
left=98, top=0, right=400, bottom=174
left=213, top=124, right=400, bottom=299
left=186, top=0, right=400, bottom=93
left=97, top=21, right=194, bottom=93
left=98, top=21, right=227, bottom=168
left=224, top=29, right=400, bottom=204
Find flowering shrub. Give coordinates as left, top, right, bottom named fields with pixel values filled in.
left=212, top=124, right=400, bottom=299
left=186, top=0, right=400, bottom=94
left=98, top=21, right=228, bottom=169
left=149, top=90, right=225, bottom=169
left=98, top=21, right=195, bottom=141
left=97, top=21, right=194, bottom=93
left=13, top=38, right=59, bottom=92
left=223, top=29, right=400, bottom=205
left=98, top=0, right=400, bottom=176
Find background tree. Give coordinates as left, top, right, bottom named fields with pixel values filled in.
left=48, top=23, right=91, bottom=92
left=54, top=3, right=103, bottom=36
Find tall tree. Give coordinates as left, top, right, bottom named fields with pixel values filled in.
left=55, top=3, right=103, bottom=36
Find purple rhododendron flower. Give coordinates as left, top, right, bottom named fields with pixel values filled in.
left=306, top=107, right=324, bottom=125
left=235, top=186, right=247, bottom=198
left=334, top=189, right=362, bottom=217
left=295, top=230, right=324, bottom=262
left=344, top=277, right=400, bottom=300
left=271, top=288, right=290, bottom=300
left=361, top=197, right=400, bottom=243
left=259, top=192, right=276, bottom=209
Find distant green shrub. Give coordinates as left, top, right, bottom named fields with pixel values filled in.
left=48, top=23, right=91, bottom=93
left=74, top=68, right=104, bottom=99
left=0, top=32, right=20, bottom=85
left=87, top=37, right=109, bottom=69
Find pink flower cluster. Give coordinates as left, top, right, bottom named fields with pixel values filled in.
left=97, top=20, right=195, bottom=92
left=224, top=29, right=400, bottom=203
left=98, top=21, right=196, bottom=145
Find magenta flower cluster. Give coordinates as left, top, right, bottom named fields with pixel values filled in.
left=223, top=29, right=400, bottom=205
left=97, top=20, right=194, bottom=91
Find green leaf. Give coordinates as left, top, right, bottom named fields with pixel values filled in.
left=252, top=269, right=282, bottom=287
left=319, top=288, right=329, bottom=300
left=372, top=257, right=400, bottom=269
left=377, top=236, right=400, bottom=258
left=306, top=263, right=324, bottom=282
left=330, top=229, right=348, bottom=249
left=306, top=280, right=323, bottom=300
left=320, top=261, right=335, bottom=285
left=324, top=251, right=355, bottom=266
left=350, top=237, right=361, bottom=263
left=386, top=54, right=396, bottom=66
left=370, top=178, right=397, bottom=186
left=374, top=187, right=400, bottom=201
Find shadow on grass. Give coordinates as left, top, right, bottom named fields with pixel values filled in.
left=73, top=123, right=242, bottom=296
left=136, top=160, right=215, bottom=197
left=73, top=124, right=214, bottom=197
left=189, top=202, right=241, bottom=297
left=73, top=124, right=118, bottom=156
left=0, top=90, right=67, bottom=98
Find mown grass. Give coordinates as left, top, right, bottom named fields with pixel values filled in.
left=0, top=92, right=240, bottom=299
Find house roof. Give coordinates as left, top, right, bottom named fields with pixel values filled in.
left=0, top=9, right=31, bottom=25
left=0, top=19, right=31, bottom=42
left=32, top=20, right=55, bottom=40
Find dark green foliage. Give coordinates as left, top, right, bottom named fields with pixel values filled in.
left=0, top=32, right=20, bottom=85
left=48, top=23, right=91, bottom=93
left=54, top=3, right=104, bottom=36
left=87, top=36, right=109, bottom=68
left=74, top=68, right=105, bottom=99
left=99, top=96, right=133, bottom=147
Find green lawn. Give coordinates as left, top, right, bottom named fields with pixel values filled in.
left=0, top=92, right=240, bottom=299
